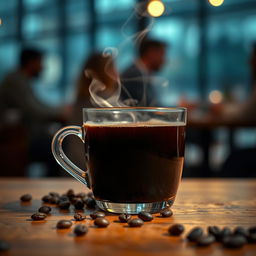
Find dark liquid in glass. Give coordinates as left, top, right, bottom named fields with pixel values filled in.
left=84, top=123, right=185, bottom=203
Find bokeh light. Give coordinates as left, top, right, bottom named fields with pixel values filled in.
left=209, top=90, right=223, bottom=104
left=147, top=0, right=165, bottom=17
left=0, top=18, right=2, bottom=26
left=208, top=0, right=225, bottom=7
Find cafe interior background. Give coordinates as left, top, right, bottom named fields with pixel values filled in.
left=0, top=0, right=256, bottom=178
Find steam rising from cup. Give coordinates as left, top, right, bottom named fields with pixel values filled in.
left=85, top=2, right=169, bottom=108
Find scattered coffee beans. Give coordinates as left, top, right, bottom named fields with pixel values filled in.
left=23, top=189, right=256, bottom=252
left=41, top=195, right=51, bottom=203
left=20, top=194, right=32, bottom=202
left=74, top=224, right=88, bottom=236
left=59, top=195, right=69, bottom=202
left=74, top=213, right=86, bottom=221
left=48, top=196, right=59, bottom=204
left=138, top=212, right=153, bottom=222
left=94, top=218, right=110, bottom=228
left=160, top=208, right=173, bottom=218
left=119, top=214, right=132, bottom=223
left=90, top=211, right=105, bottom=220
left=187, top=227, right=203, bottom=242
left=58, top=201, right=71, bottom=210
left=197, top=235, right=215, bottom=246
left=223, top=235, right=247, bottom=249
left=247, top=233, right=256, bottom=243
left=31, top=212, right=47, bottom=221
left=66, top=189, right=75, bottom=198
left=208, top=226, right=221, bottom=238
left=217, top=227, right=232, bottom=242
left=233, top=226, right=248, bottom=237
left=84, top=197, right=96, bottom=208
left=128, top=218, right=144, bottom=227
left=38, top=206, right=51, bottom=214
left=248, top=226, right=256, bottom=234
left=74, top=199, right=84, bottom=210
left=0, top=240, right=10, bottom=252
left=168, top=224, right=185, bottom=236
left=56, top=220, right=72, bottom=229
left=49, top=192, right=60, bottom=198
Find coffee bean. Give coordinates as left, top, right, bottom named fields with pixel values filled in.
left=233, top=226, right=249, bottom=237
left=69, top=197, right=77, bottom=205
left=0, top=240, right=10, bottom=252
left=160, top=208, right=173, bottom=218
left=187, top=227, right=203, bottom=242
left=48, top=196, right=59, bottom=204
left=168, top=224, right=185, bottom=236
left=42, top=195, right=51, bottom=203
left=58, top=201, right=70, bottom=210
left=74, top=213, right=86, bottom=221
left=247, top=233, right=256, bottom=243
left=56, top=220, right=72, bottom=229
left=66, top=189, right=75, bottom=197
left=38, top=206, right=51, bottom=214
left=84, top=197, right=96, bottom=208
left=138, top=212, right=153, bottom=222
left=90, top=211, right=105, bottom=220
left=94, top=218, right=110, bottom=228
left=74, top=199, right=84, bottom=210
left=20, top=194, right=32, bottom=202
left=49, top=192, right=60, bottom=198
left=248, top=226, right=256, bottom=234
left=208, top=226, right=221, bottom=238
left=74, top=224, right=88, bottom=236
left=128, top=218, right=144, bottom=227
left=223, top=235, right=247, bottom=249
left=119, top=214, right=132, bottom=223
left=217, top=227, right=232, bottom=242
left=59, top=195, right=69, bottom=202
left=31, top=212, right=47, bottom=221
left=197, top=235, right=215, bottom=246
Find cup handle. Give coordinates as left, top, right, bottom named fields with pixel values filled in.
left=51, top=126, right=90, bottom=188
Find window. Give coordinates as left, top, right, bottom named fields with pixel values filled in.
left=0, top=0, right=256, bottom=106
left=22, top=0, right=59, bottom=39
left=0, top=41, right=19, bottom=79
left=66, top=0, right=90, bottom=30
left=207, top=12, right=256, bottom=97
left=150, top=4, right=200, bottom=105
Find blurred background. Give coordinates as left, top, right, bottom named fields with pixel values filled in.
left=0, top=0, right=256, bottom=178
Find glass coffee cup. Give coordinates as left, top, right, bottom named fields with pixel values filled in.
left=52, top=107, right=186, bottom=214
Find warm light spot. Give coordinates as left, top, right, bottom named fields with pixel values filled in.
left=0, top=18, right=2, bottom=26
left=208, top=0, right=224, bottom=7
left=209, top=90, right=223, bottom=104
left=147, top=0, right=165, bottom=17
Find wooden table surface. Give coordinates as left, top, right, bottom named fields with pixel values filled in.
left=0, top=178, right=256, bottom=256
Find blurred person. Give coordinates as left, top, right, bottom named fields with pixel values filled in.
left=121, top=38, right=167, bottom=106
left=67, top=53, right=118, bottom=169
left=0, top=48, right=68, bottom=176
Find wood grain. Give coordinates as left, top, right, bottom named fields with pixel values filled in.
left=0, top=178, right=256, bottom=256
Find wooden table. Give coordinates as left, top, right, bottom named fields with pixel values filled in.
left=0, top=178, right=256, bottom=256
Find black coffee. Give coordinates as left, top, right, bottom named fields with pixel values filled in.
left=84, top=122, right=185, bottom=203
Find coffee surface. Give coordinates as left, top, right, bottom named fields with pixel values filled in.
left=84, top=122, right=185, bottom=203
